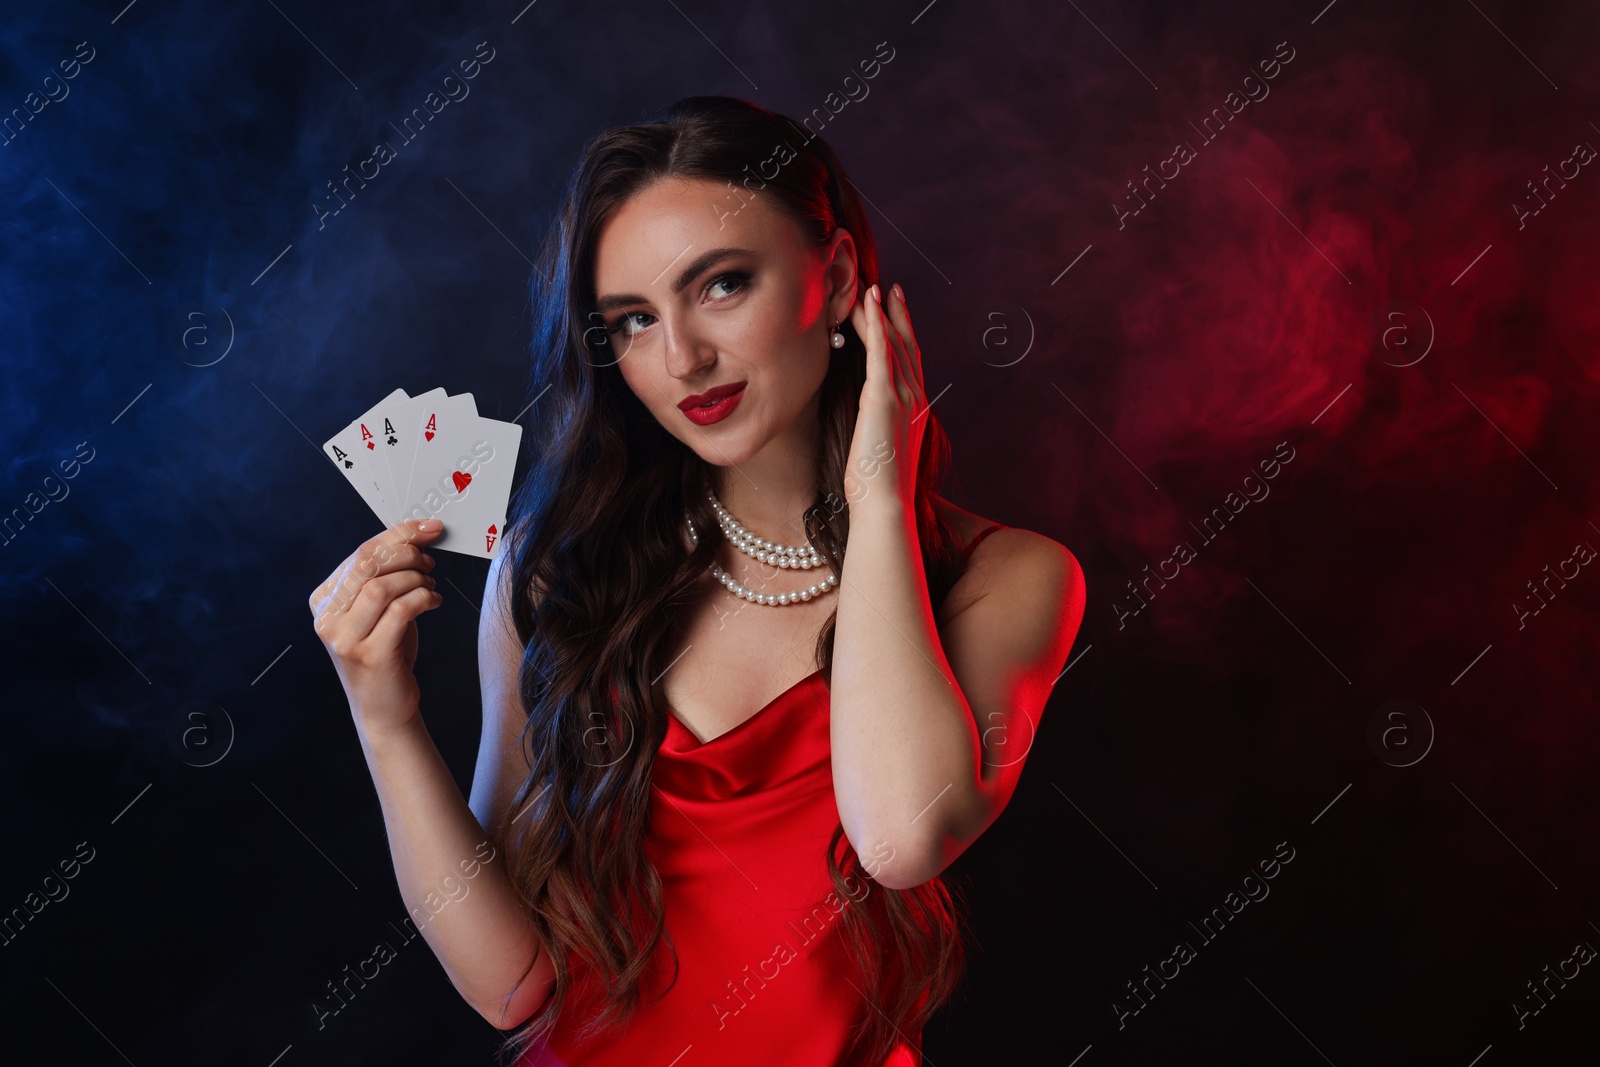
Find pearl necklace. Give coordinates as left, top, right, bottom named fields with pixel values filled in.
left=686, top=494, right=838, bottom=606
left=707, top=491, right=825, bottom=569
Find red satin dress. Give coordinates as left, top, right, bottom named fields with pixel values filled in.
left=515, top=524, right=1008, bottom=1067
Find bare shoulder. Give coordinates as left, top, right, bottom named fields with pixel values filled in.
left=934, top=498, right=1083, bottom=622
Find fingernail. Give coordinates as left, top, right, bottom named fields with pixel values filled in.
left=892, top=283, right=905, bottom=306
left=870, top=283, right=880, bottom=303
left=418, top=519, right=441, bottom=532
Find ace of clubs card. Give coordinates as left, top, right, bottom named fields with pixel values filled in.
left=369, top=387, right=450, bottom=524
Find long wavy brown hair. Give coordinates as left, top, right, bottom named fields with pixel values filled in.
left=490, top=95, right=971, bottom=1065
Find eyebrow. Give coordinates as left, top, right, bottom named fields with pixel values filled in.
left=593, top=246, right=756, bottom=314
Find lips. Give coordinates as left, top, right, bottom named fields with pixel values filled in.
left=679, top=381, right=747, bottom=426
left=678, top=381, right=748, bottom=411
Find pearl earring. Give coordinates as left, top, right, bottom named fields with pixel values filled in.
left=829, top=317, right=845, bottom=349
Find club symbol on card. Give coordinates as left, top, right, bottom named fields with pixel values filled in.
left=452, top=470, right=472, bottom=492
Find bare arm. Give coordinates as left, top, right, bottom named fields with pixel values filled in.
left=829, top=284, right=1087, bottom=890
left=830, top=502, right=1084, bottom=890
left=313, top=519, right=555, bottom=1028
left=351, top=712, right=554, bottom=1029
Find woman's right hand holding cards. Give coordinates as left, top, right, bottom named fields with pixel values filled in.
left=310, top=518, right=446, bottom=732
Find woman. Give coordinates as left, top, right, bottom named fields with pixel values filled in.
left=310, top=95, right=1085, bottom=1065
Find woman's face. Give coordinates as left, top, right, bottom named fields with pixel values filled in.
left=592, top=175, right=858, bottom=467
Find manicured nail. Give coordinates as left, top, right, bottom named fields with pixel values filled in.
left=892, top=283, right=905, bottom=306
left=417, top=519, right=441, bottom=532
left=869, top=283, right=880, bottom=303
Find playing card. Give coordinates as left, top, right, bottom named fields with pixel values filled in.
left=322, top=387, right=410, bottom=524
left=368, top=386, right=448, bottom=526
left=393, top=391, right=479, bottom=509
left=393, top=412, right=523, bottom=559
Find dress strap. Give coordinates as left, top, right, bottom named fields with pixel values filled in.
left=962, top=522, right=1007, bottom=560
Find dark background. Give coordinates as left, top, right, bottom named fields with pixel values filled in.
left=4, top=0, right=1598, bottom=1063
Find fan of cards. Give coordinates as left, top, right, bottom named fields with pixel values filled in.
left=323, top=387, right=523, bottom=560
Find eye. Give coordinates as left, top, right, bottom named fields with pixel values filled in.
left=705, top=270, right=750, bottom=300
left=602, top=270, right=751, bottom=338
left=606, top=311, right=655, bottom=338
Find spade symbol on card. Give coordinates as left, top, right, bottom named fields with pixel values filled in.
left=452, top=470, right=472, bottom=493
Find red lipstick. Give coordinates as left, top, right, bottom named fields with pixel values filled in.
left=678, top=381, right=747, bottom=426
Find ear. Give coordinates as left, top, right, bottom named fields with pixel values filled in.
left=822, top=227, right=860, bottom=324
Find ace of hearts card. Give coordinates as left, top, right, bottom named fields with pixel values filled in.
left=390, top=409, right=524, bottom=560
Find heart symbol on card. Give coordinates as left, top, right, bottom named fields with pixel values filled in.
left=452, top=470, right=472, bottom=492
left=425, top=431, right=435, bottom=441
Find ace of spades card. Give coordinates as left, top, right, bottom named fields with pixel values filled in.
left=322, top=387, right=410, bottom=525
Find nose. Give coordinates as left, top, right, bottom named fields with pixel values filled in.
left=662, top=313, right=717, bottom=381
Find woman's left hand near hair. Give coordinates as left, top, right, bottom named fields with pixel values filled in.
left=844, top=281, right=926, bottom=514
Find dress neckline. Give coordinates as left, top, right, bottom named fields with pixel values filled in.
left=660, top=523, right=1003, bottom=750
left=665, top=667, right=825, bottom=748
